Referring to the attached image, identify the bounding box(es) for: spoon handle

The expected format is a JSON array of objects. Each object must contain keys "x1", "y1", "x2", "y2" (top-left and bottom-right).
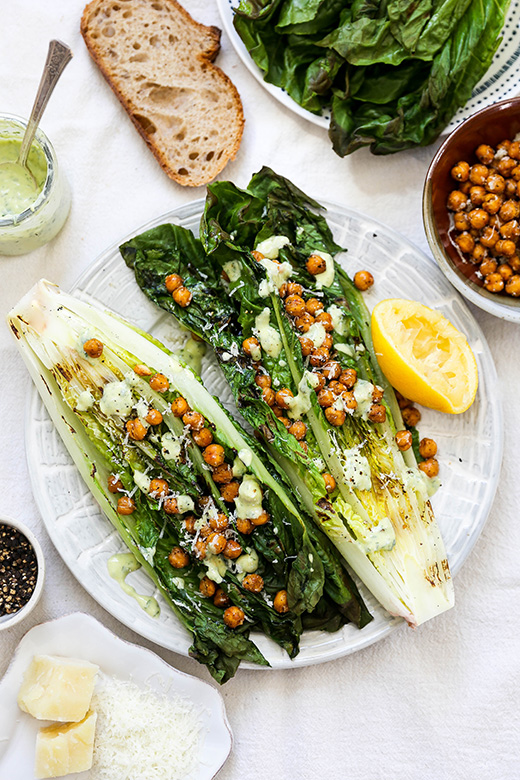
[{"x1": 18, "y1": 40, "x2": 73, "y2": 168}]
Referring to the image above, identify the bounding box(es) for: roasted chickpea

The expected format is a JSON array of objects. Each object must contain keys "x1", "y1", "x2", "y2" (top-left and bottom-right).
[
  {"x1": 368, "y1": 404, "x2": 386, "y2": 423},
  {"x1": 475, "y1": 144, "x2": 495, "y2": 164},
  {"x1": 342, "y1": 391, "x2": 358, "y2": 411},
  {"x1": 498, "y1": 139, "x2": 512, "y2": 153},
  {"x1": 287, "y1": 282, "x2": 303, "y2": 296},
  {"x1": 451, "y1": 161, "x2": 470, "y2": 181},
  {"x1": 235, "y1": 516, "x2": 254, "y2": 535},
  {"x1": 221, "y1": 481, "x2": 240, "y2": 503},
  {"x1": 149, "y1": 373, "x2": 169, "y2": 392},
  {"x1": 126, "y1": 418, "x2": 147, "y2": 441},
  {"x1": 305, "y1": 297, "x2": 324, "y2": 315},
  {"x1": 500, "y1": 221, "x2": 520, "y2": 241},
  {"x1": 328, "y1": 380, "x2": 346, "y2": 396},
  {"x1": 285, "y1": 294, "x2": 306, "y2": 317},
  {"x1": 223, "y1": 539, "x2": 243, "y2": 559},
  {"x1": 484, "y1": 273, "x2": 505, "y2": 293},
  {"x1": 108, "y1": 474, "x2": 124, "y2": 493},
  {"x1": 313, "y1": 373, "x2": 326, "y2": 392},
  {"x1": 207, "y1": 532, "x2": 227, "y2": 555},
  {"x1": 486, "y1": 173, "x2": 505, "y2": 194},
  {"x1": 322, "y1": 361, "x2": 342, "y2": 381},
  {"x1": 459, "y1": 181, "x2": 472, "y2": 194},
  {"x1": 214, "y1": 588, "x2": 230, "y2": 608},
  {"x1": 395, "y1": 430, "x2": 413, "y2": 450},
  {"x1": 418, "y1": 458, "x2": 439, "y2": 478},
  {"x1": 183, "y1": 514, "x2": 196, "y2": 534},
  {"x1": 242, "y1": 574, "x2": 264, "y2": 593},
  {"x1": 278, "y1": 417, "x2": 291, "y2": 429},
  {"x1": 133, "y1": 363, "x2": 152, "y2": 377},
  {"x1": 510, "y1": 141, "x2": 520, "y2": 160},
  {"x1": 168, "y1": 546, "x2": 190, "y2": 568},
  {"x1": 199, "y1": 576, "x2": 217, "y2": 597},
  {"x1": 395, "y1": 390, "x2": 411, "y2": 409},
  {"x1": 495, "y1": 239, "x2": 517, "y2": 257},
  {"x1": 243, "y1": 336, "x2": 261, "y2": 358},
  {"x1": 192, "y1": 427, "x2": 214, "y2": 447},
  {"x1": 402, "y1": 406, "x2": 421, "y2": 427},
  {"x1": 288, "y1": 420, "x2": 307, "y2": 440},
  {"x1": 506, "y1": 179, "x2": 518, "y2": 197},
  {"x1": 149, "y1": 478, "x2": 169, "y2": 498},
  {"x1": 172, "y1": 286, "x2": 192, "y2": 307},
  {"x1": 309, "y1": 347, "x2": 330, "y2": 367},
  {"x1": 163, "y1": 497, "x2": 179, "y2": 515},
  {"x1": 294, "y1": 312, "x2": 315, "y2": 332},
  {"x1": 499, "y1": 200, "x2": 520, "y2": 222},
  {"x1": 183, "y1": 410, "x2": 205, "y2": 430},
  {"x1": 274, "y1": 590, "x2": 289, "y2": 614},
  {"x1": 223, "y1": 606, "x2": 245, "y2": 628},
  {"x1": 262, "y1": 387, "x2": 276, "y2": 406},
  {"x1": 453, "y1": 212, "x2": 470, "y2": 232},
  {"x1": 117, "y1": 496, "x2": 135, "y2": 515},
  {"x1": 510, "y1": 255, "x2": 520, "y2": 272},
  {"x1": 467, "y1": 209, "x2": 489, "y2": 230},
  {"x1": 496, "y1": 156, "x2": 517, "y2": 177},
  {"x1": 512, "y1": 165, "x2": 520, "y2": 181},
  {"x1": 469, "y1": 164, "x2": 489, "y2": 185},
  {"x1": 212, "y1": 463, "x2": 233, "y2": 484},
  {"x1": 251, "y1": 250, "x2": 265, "y2": 262},
  {"x1": 306, "y1": 253, "x2": 327, "y2": 275},
  {"x1": 251, "y1": 511, "x2": 270, "y2": 527},
  {"x1": 471, "y1": 243, "x2": 487, "y2": 264},
  {"x1": 278, "y1": 283, "x2": 288, "y2": 298},
  {"x1": 299, "y1": 336, "x2": 313, "y2": 357},
  {"x1": 275, "y1": 388, "x2": 294, "y2": 409},
  {"x1": 372, "y1": 385, "x2": 384, "y2": 403},
  {"x1": 209, "y1": 512, "x2": 230, "y2": 531},
  {"x1": 255, "y1": 373, "x2": 271, "y2": 389},
  {"x1": 479, "y1": 226, "x2": 499, "y2": 248},
  {"x1": 324, "y1": 406, "x2": 346, "y2": 426},
  {"x1": 353, "y1": 270, "x2": 374, "y2": 291},
  {"x1": 455, "y1": 232, "x2": 475, "y2": 254},
  {"x1": 323, "y1": 333, "x2": 334, "y2": 350},
  {"x1": 482, "y1": 192, "x2": 503, "y2": 214},
  {"x1": 419, "y1": 438, "x2": 437, "y2": 459},
  {"x1": 145, "y1": 408, "x2": 163, "y2": 426},
  {"x1": 479, "y1": 258, "x2": 498, "y2": 276},
  {"x1": 469, "y1": 185, "x2": 486, "y2": 206},
  {"x1": 171, "y1": 396, "x2": 189, "y2": 417},
  {"x1": 165, "y1": 273, "x2": 183, "y2": 292},
  {"x1": 193, "y1": 538, "x2": 207, "y2": 560},
  {"x1": 497, "y1": 263, "x2": 514, "y2": 281},
  {"x1": 83, "y1": 338, "x2": 103, "y2": 358},
  {"x1": 506, "y1": 275, "x2": 520, "y2": 296},
  {"x1": 315, "y1": 311, "x2": 334, "y2": 331},
  {"x1": 317, "y1": 388, "x2": 335, "y2": 408},
  {"x1": 323, "y1": 473, "x2": 336, "y2": 493},
  {"x1": 339, "y1": 368, "x2": 357, "y2": 389},
  {"x1": 203, "y1": 444, "x2": 225, "y2": 468}
]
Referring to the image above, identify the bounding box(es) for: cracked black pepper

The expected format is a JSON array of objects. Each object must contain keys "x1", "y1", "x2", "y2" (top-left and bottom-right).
[{"x1": 0, "y1": 523, "x2": 38, "y2": 616}]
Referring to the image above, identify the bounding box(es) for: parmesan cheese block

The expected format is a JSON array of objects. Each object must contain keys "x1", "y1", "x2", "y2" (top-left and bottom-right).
[
  {"x1": 35, "y1": 710, "x2": 97, "y2": 779},
  {"x1": 17, "y1": 655, "x2": 99, "y2": 722}
]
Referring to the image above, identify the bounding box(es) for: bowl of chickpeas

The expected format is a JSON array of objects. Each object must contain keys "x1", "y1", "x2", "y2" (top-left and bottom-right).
[{"x1": 423, "y1": 97, "x2": 520, "y2": 322}]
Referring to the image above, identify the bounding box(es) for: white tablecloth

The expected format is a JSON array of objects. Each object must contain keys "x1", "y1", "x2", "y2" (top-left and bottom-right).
[{"x1": 1, "y1": 3, "x2": 519, "y2": 779}]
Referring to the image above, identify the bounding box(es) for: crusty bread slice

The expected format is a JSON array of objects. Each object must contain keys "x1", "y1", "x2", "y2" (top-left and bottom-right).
[{"x1": 81, "y1": 0, "x2": 244, "y2": 186}]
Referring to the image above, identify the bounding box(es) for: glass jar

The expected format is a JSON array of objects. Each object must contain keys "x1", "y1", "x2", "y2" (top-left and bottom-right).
[{"x1": 0, "y1": 114, "x2": 71, "y2": 256}]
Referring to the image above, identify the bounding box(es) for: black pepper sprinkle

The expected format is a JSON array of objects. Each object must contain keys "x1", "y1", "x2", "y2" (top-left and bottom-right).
[{"x1": 0, "y1": 524, "x2": 38, "y2": 616}]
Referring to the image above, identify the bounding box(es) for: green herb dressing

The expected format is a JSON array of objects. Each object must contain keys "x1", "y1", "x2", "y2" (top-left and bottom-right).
[
  {"x1": 179, "y1": 337, "x2": 206, "y2": 375},
  {"x1": 107, "y1": 552, "x2": 160, "y2": 617},
  {"x1": 0, "y1": 138, "x2": 47, "y2": 217}
]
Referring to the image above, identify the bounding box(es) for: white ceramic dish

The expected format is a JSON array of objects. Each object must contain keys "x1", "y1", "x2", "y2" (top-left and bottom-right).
[
  {"x1": 216, "y1": 0, "x2": 520, "y2": 134},
  {"x1": 25, "y1": 199, "x2": 502, "y2": 670},
  {"x1": 0, "y1": 514, "x2": 45, "y2": 632},
  {"x1": 0, "y1": 613, "x2": 232, "y2": 780}
]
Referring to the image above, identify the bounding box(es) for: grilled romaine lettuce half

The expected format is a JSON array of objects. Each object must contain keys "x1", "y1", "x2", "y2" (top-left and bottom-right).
[
  {"x1": 121, "y1": 167, "x2": 454, "y2": 626},
  {"x1": 9, "y1": 280, "x2": 369, "y2": 684}
]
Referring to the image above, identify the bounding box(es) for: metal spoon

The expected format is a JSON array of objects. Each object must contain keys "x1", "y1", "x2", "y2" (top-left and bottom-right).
[{"x1": 0, "y1": 40, "x2": 72, "y2": 196}]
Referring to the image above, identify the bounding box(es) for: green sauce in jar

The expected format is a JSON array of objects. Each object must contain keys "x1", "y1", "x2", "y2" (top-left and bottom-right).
[{"x1": 0, "y1": 138, "x2": 47, "y2": 217}]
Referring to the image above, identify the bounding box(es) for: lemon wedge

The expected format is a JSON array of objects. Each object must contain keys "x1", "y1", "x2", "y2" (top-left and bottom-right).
[{"x1": 371, "y1": 298, "x2": 478, "y2": 414}]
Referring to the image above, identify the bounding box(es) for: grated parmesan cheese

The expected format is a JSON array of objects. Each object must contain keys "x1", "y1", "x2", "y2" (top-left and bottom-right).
[{"x1": 90, "y1": 675, "x2": 201, "y2": 780}]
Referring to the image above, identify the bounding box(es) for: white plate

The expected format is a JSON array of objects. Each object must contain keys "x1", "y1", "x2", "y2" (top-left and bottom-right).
[
  {"x1": 216, "y1": 0, "x2": 520, "y2": 133},
  {"x1": 0, "y1": 613, "x2": 232, "y2": 780},
  {"x1": 25, "y1": 200, "x2": 502, "y2": 670}
]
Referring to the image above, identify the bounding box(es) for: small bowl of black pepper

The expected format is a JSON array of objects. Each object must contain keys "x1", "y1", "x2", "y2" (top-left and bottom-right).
[{"x1": 0, "y1": 515, "x2": 45, "y2": 630}]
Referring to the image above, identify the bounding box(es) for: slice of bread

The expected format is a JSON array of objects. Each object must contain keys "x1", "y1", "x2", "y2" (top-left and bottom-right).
[{"x1": 81, "y1": 0, "x2": 244, "y2": 186}]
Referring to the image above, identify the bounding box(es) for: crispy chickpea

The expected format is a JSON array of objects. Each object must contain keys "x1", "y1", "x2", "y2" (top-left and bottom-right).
[
  {"x1": 479, "y1": 258, "x2": 498, "y2": 276},
  {"x1": 510, "y1": 255, "x2": 520, "y2": 272},
  {"x1": 271, "y1": 406, "x2": 284, "y2": 418},
  {"x1": 484, "y1": 273, "x2": 505, "y2": 293},
  {"x1": 486, "y1": 173, "x2": 505, "y2": 194},
  {"x1": 133, "y1": 363, "x2": 152, "y2": 377},
  {"x1": 395, "y1": 390, "x2": 411, "y2": 409},
  {"x1": 328, "y1": 380, "x2": 347, "y2": 396},
  {"x1": 223, "y1": 606, "x2": 245, "y2": 629},
  {"x1": 278, "y1": 283, "x2": 288, "y2": 298},
  {"x1": 368, "y1": 404, "x2": 386, "y2": 423},
  {"x1": 500, "y1": 221, "x2": 520, "y2": 241},
  {"x1": 479, "y1": 226, "x2": 499, "y2": 248},
  {"x1": 182, "y1": 410, "x2": 205, "y2": 430},
  {"x1": 506, "y1": 275, "x2": 520, "y2": 295},
  {"x1": 459, "y1": 180, "x2": 472, "y2": 194},
  {"x1": 163, "y1": 497, "x2": 179, "y2": 515},
  {"x1": 453, "y1": 212, "x2": 469, "y2": 232},
  {"x1": 172, "y1": 286, "x2": 192, "y2": 307},
  {"x1": 322, "y1": 361, "x2": 342, "y2": 381},
  {"x1": 419, "y1": 438, "x2": 437, "y2": 459},
  {"x1": 236, "y1": 516, "x2": 254, "y2": 535},
  {"x1": 108, "y1": 474, "x2": 124, "y2": 493},
  {"x1": 471, "y1": 243, "x2": 487, "y2": 264},
  {"x1": 288, "y1": 420, "x2": 307, "y2": 440},
  {"x1": 512, "y1": 165, "x2": 520, "y2": 181},
  {"x1": 342, "y1": 391, "x2": 358, "y2": 411},
  {"x1": 418, "y1": 458, "x2": 440, "y2": 478},
  {"x1": 193, "y1": 538, "x2": 207, "y2": 560},
  {"x1": 498, "y1": 263, "x2": 514, "y2": 281},
  {"x1": 469, "y1": 164, "x2": 489, "y2": 185},
  {"x1": 482, "y1": 192, "x2": 503, "y2": 214},
  {"x1": 467, "y1": 209, "x2": 489, "y2": 229},
  {"x1": 338, "y1": 368, "x2": 356, "y2": 389},
  {"x1": 251, "y1": 250, "x2": 264, "y2": 262},
  {"x1": 83, "y1": 338, "x2": 103, "y2": 358},
  {"x1": 242, "y1": 574, "x2": 264, "y2": 593},
  {"x1": 199, "y1": 576, "x2": 217, "y2": 597},
  {"x1": 402, "y1": 406, "x2": 421, "y2": 427},
  {"x1": 323, "y1": 473, "x2": 336, "y2": 493},
  {"x1": 183, "y1": 514, "x2": 196, "y2": 534},
  {"x1": 323, "y1": 333, "x2": 334, "y2": 350},
  {"x1": 306, "y1": 253, "x2": 327, "y2": 275},
  {"x1": 165, "y1": 273, "x2": 182, "y2": 292},
  {"x1": 313, "y1": 373, "x2": 326, "y2": 392},
  {"x1": 510, "y1": 141, "x2": 520, "y2": 160},
  {"x1": 255, "y1": 373, "x2": 271, "y2": 389},
  {"x1": 207, "y1": 532, "x2": 227, "y2": 555},
  {"x1": 221, "y1": 481, "x2": 240, "y2": 502},
  {"x1": 498, "y1": 139, "x2": 512, "y2": 153},
  {"x1": 294, "y1": 312, "x2": 315, "y2": 332},
  {"x1": 455, "y1": 232, "x2": 475, "y2": 254},
  {"x1": 395, "y1": 430, "x2": 413, "y2": 450},
  {"x1": 299, "y1": 441, "x2": 308, "y2": 453},
  {"x1": 262, "y1": 387, "x2": 276, "y2": 406},
  {"x1": 145, "y1": 408, "x2": 163, "y2": 426},
  {"x1": 324, "y1": 406, "x2": 346, "y2": 426},
  {"x1": 353, "y1": 270, "x2": 374, "y2": 291},
  {"x1": 496, "y1": 156, "x2": 517, "y2": 177},
  {"x1": 126, "y1": 418, "x2": 147, "y2": 441},
  {"x1": 447, "y1": 192, "x2": 466, "y2": 212},
  {"x1": 451, "y1": 161, "x2": 470, "y2": 181},
  {"x1": 150, "y1": 373, "x2": 169, "y2": 392},
  {"x1": 223, "y1": 539, "x2": 243, "y2": 559},
  {"x1": 251, "y1": 511, "x2": 270, "y2": 527},
  {"x1": 309, "y1": 347, "x2": 330, "y2": 367},
  {"x1": 285, "y1": 294, "x2": 306, "y2": 317},
  {"x1": 203, "y1": 444, "x2": 225, "y2": 468},
  {"x1": 275, "y1": 388, "x2": 294, "y2": 409},
  {"x1": 243, "y1": 336, "x2": 261, "y2": 358},
  {"x1": 214, "y1": 588, "x2": 230, "y2": 608},
  {"x1": 149, "y1": 478, "x2": 169, "y2": 499},
  {"x1": 192, "y1": 427, "x2": 214, "y2": 447},
  {"x1": 506, "y1": 179, "x2": 518, "y2": 197},
  {"x1": 317, "y1": 388, "x2": 335, "y2": 408},
  {"x1": 315, "y1": 312, "x2": 334, "y2": 332},
  {"x1": 499, "y1": 200, "x2": 520, "y2": 221},
  {"x1": 278, "y1": 416, "x2": 291, "y2": 430},
  {"x1": 495, "y1": 239, "x2": 517, "y2": 257},
  {"x1": 168, "y1": 546, "x2": 190, "y2": 568},
  {"x1": 469, "y1": 185, "x2": 486, "y2": 206},
  {"x1": 212, "y1": 463, "x2": 233, "y2": 484},
  {"x1": 476, "y1": 144, "x2": 495, "y2": 164},
  {"x1": 299, "y1": 336, "x2": 314, "y2": 357},
  {"x1": 171, "y1": 396, "x2": 189, "y2": 417},
  {"x1": 305, "y1": 297, "x2": 324, "y2": 315},
  {"x1": 372, "y1": 385, "x2": 384, "y2": 403},
  {"x1": 209, "y1": 512, "x2": 230, "y2": 531},
  {"x1": 274, "y1": 590, "x2": 289, "y2": 614},
  {"x1": 117, "y1": 496, "x2": 135, "y2": 515},
  {"x1": 287, "y1": 282, "x2": 303, "y2": 296}
]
